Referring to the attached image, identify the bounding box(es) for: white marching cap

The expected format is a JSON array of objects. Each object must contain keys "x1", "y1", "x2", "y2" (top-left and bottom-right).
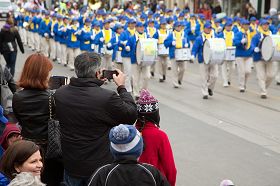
[{"x1": 220, "y1": 180, "x2": 234, "y2": 186}]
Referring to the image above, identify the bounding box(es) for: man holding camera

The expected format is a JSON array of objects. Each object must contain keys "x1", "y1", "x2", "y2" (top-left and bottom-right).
[{"x1": 54, "y1": 52, "x2": 138, "y2": 186}]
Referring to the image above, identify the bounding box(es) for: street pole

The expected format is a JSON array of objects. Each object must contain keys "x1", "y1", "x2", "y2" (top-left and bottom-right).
[{"x1": 257, "y1": 0, "x2": 262, "y2": 18}]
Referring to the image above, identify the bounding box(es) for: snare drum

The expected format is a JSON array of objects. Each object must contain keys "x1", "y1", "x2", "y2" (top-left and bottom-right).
[
  {"x1": 225, "y1": 47, "x2": 236, "y2": 61},
  {"x1": 175, "y1": 48, "x2": 191, "y2": 61},
  {"x1": 136, "y1": 38, "x2": 157, "y2": 66},
  {"x1": 261, "y1": 35, "x2": 280, "y2": 62},
  {"x1": 115, "y1": 51, "x2": 122, "y2": 63},
  {"x1": 203, "y1": 38, "x2": 226, "y2": 65},
  {"x1": 158, "y1": 44, "x2": 169, "y2": 56}
]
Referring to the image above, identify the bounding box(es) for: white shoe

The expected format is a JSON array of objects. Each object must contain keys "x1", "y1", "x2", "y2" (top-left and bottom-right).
[
  {"x1": 223, "y1": 82, "x2": 229, "y2": 87},
  {"x1": 173, "y1": 81, "x2": 179, "y2": 88}
]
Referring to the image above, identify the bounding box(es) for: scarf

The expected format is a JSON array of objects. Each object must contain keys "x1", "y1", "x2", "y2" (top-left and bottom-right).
[
  {"x1": 174, "y1": 30, "x2": 183, "y2": 49},
  {"x1": 136, "y1": 31, "x2": 145, "y2": 40},
  {"x1": 148, "y1": 27, "x2": 156, "y2": 37},
  {"x1": 127, "y1": 28, "x2": 135, "y2": 36},
  {"x1": 43, "y1": 18, "x2": 50, "y2": 26},
  {"x1": 223, "y1": 30, "x2": 234, "y2": 47},
  {"x1": 259, "y1": 27, "x2": 271, "y2": 36},
  {"x1": 203, "y1": 32, "x2": 212, "y2": 40},
  {"x1": 241, "y1": 28, "x2": 251, "y2": 50},
  {"x1": 198, "y1": 19, "x2": 204, "y2": 31},
  {"x1": 158, "y1": 29, "x2": 167, "y2": 44}
]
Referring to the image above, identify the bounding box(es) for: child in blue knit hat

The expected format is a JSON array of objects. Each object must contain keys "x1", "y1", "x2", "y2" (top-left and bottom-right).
[{"x1": 88, "y1": 124, "x2": 170, "y2": 186}]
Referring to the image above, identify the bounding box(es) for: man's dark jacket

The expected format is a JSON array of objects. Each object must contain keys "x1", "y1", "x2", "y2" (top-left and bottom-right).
[{"x1": 54, "y1": 78, "x2": 138, "y2": 178}]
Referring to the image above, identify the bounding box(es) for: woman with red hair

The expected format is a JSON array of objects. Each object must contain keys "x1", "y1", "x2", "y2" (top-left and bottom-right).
[{"x1": 12, "y1": 53, "x2": 63, "y2": 186}]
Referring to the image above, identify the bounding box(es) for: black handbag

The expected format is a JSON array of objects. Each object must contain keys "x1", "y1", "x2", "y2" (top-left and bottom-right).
[
  {"x1": 0, "y1": 65, "x2": 13, "y2": 115},
  {"x1": 45, "y1": 92, "x2": 62, "y2": 159}
]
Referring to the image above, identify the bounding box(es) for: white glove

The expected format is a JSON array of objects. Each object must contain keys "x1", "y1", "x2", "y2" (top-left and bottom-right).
[
  {"x1": 67, "y1": 25, "x2": 72, "y2": 30},
  {"x1": 100, "y1": 37, "x2": 104, "y2": 42},
  {"x1": 184, "y1": 43, "x2": 189, "y2": 48},
  {"x1": 254, "y1": 47, "x2": 260, "y2": 53},
  {"x1": 218, "y1": 26, "x2": 223, "y2": 32},
  {"x1": 190, "y1": 55, "x2": 195, "y2": 61},
  {"x1": 91, "y1": 35, "x2": 95, "y2": 40},
  {"x1": 191, "y1": 27, "x2": 195, "y2": 32},
  {"x1": 121, "y1": 40, "x2": 128, "y2": 45},
  {"x1": 241, "y1": 38, "x2": 247, "y2": 44},
  {"x1": 74, "y1": 30, "x2": 82, "y2": 35},
  {"x1": 125, "y1": 46, "x2": 130, "y2": 51},
  {"x1": 107, "y1": 43, "x2": 112, "y2": 48},
  {"x1": 172, "y1": 41, "x2": 176, "y2": 46},
  {"x1": 51, "y1": 32, "x2": 54, "y2": 37},
  {"x1": 44, "y1": 33, "x2": 49, "y2": 38}
]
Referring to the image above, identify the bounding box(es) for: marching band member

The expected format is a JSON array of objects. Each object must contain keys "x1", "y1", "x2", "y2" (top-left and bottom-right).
[
  {"x1": 79, "y1": 18, "x2": 92, "y2": 52},
  {"x1": 107, "y1": 24, "x2": 124, "y2": 71},
  {"x1": 66, "y1": 18, "x2": 81, "y2": 71},
  {"x1": 34, "y1": 10, "x2": 42, "y2": 52},
  {"x1": 164, "y1": 21, "x2": 190, "y2": 88},
  {"x1": 233, "y1": 19, "x2": 253, "y2": 93},
  {"x1": 232, "y1": 16, "x2": 241, "y2": 33},
  {"x1": 49, "y1": 13, "x2": 57, "y2": 61},
  {"x1": 53, "y1": 14, "x2": 64, "y2": 64},
  {"x1": 95, "y1": 19, "x2": 115, "y2": 70},
  {"x1": 127, "y1": 22, "x2": 150, "y2": 98},
  {"x1": 146, "y1": 20, "x2": 157, "y2": 77},
  {"x1": 213, "y1": 19, "x2": 223, "y2": 35},
  {"x1": 251, "y1": 20, "x2": 276, "y2": 98},
  {"x1": 57, "y1": 16, "x2": 69, "y2": 67},
  {"x1": 153, "y1": 19, "x2": 169, "y2": 82},
  {"x1": 218, "y1": 20, "x2": 235, "y2": 87},
  {"x1": 119, "y1": 19, "x2": 136, "y2": 93},
  {"x1": 249, "y1": 17, "x2": 258, "y2": 37},
  {"x1": 265, "y1": 16, "x2": 277, "y2": 34},
  {"x1": 185, "y1": 14, "x2": 200, "y2": 43},
  {"x1": 191, "y1": 21, "x2": 218, "y2": 99},
  {"x1": 90, "y1": 21, "x2": 102, "y2": 52},
  {"x1": 28, "y1": 10, "x2": 36, "y2": 51},
  {"x1": 40, "y1": 11, "x2": 51, "y2": 58},
  {"x1": 22, "y1": 9, "x2": 30, "y2": 46}
]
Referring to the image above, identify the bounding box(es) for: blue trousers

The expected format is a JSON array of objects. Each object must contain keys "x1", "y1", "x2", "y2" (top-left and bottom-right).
[{"x1": 3, "y1": 52, "x2": 17, "y2": 77}]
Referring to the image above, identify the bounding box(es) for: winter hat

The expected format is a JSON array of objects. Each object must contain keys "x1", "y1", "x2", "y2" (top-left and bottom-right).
[
  {"x1": 220, "y1": 180, "x2": 234, "y2": 186},
  {"x1": 136, "y1": 89, "x2": 159, "y2": 114},
  {"x1": 0, "y1": 123, "x2": 21, "y2": 150},
  {"x1": 109, "y1": 124, "x2": 143, "y2": 158}
]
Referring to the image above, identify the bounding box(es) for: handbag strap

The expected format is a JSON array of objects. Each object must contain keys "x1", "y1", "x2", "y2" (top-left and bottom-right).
[{"x1": 48, "y1": 93, "x2": 53, "y2": 120}]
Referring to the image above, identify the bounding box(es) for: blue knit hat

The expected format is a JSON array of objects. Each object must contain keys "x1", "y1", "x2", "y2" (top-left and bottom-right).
[{"x1": 109, "y1": 124, "x2": 143, "y2": 158}]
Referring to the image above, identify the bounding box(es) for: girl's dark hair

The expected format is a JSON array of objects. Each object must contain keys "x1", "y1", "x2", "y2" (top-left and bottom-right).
[{"x1": 0, "y1": 140, "x2": 40, "y2": 179}]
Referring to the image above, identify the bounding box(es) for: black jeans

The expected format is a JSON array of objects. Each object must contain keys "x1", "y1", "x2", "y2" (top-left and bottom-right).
[{"x1": 3, "y1": 52, "x2": 17, "y2": 77}]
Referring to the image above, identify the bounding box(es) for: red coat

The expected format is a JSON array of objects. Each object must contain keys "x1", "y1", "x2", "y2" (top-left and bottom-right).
[{"x1": 137, "y1": 122, "x2": 177, "y2": 186}]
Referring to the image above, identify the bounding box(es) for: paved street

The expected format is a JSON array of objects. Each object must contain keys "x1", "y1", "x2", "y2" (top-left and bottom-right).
[{"x1": 2, "y1": 44, "x2": 280, "y2": 186}]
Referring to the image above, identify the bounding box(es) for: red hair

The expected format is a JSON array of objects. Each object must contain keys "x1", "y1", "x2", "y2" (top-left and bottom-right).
[{"x1": 18, "y1": 53, "x2": 53, "y2": 90}]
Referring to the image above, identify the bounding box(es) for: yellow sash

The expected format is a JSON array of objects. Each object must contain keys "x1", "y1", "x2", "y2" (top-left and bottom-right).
[
  {"x1": 103, "y1": 29, "x2": 111, "y2": 43},
  {"x1": 30, "y1": 23, "x2": 34, "y2": 29},
  {"x1": 198, "y1": 19, "x2": 204, "y2": 31},
  {"x1": 158, "y1": 29, "x2": 167, "y2": 44},
  {"x1": 203, "y1": 32, "x2": 212, "y2": 40},
  {"x1": 190, "y1": 20, "x2": 196, "y2": 34},
  {"x1": 71, "y1": 25, "x2": 77, "y2": 42},
  {"x1": 224, "y1": 30, "x2": 233, "y2": 47},
  {"x1": 259, "y1": 27, "x2": 271, "y2": 36},
  {"x1": 174, "y1": 30, "x2": 183, "y2": 49},
  {"x1": 241, "y1": 28, "x2": 251, "y2": 50},
  {"x1": 43, "y1": 18, "x2": 50, "y2": 26},
  {"x1": 136, "y1": 32, "x2": 145, "y2": 39}
]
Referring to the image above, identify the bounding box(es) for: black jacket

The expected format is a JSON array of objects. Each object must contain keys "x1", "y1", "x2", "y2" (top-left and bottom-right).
[
  {"x1": 0, "y1": 27, "x2": 24, "y2": 54},
  {"x1": 54, "y1": 78, "x2": 137, "y2": 178},
  {"x1": 88, "y1": 157, "x2": 170, "y2": 186},
  {"x1": 12, "y1": 89, "x2": 50, "y2": 140}
]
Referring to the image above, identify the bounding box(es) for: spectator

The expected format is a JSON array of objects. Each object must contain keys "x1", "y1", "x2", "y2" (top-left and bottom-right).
[
  {"x1": 0, "y1": 140, "x2": 43, "y2": 185},
  {"x1": 0, "y1": 123, "x2": 21, "y2": 153},
  {"x1": 245, "y1": 2, "x2": 256, "y2": 20},
  {"x1": 54, "y1": 52, "x2": 137, "y2": 186},
  {"x1": 184, "y1": 3, "x2": 190, "y2": 13},
  {"x1": 0, "y1": 18, "x2": 24, "y2": 77},
  {"x1": 200, "y1": 2, "x2": 212, "y2": 20},
  {"x1": 12, "y1": 53, "x2": 64, "y2": 186},
  {"x1": 136, "y1": 89, "x2": 177, "y2": 186},
  {"x1": 88, "y1": 124, "x2": 170, "y2": 186},
  {"x1": 8, "y1": 172, "x2": 45, "y2": 186},
  {"x1": 0, "y1": 105, "x2": 8, "y2": 136}
]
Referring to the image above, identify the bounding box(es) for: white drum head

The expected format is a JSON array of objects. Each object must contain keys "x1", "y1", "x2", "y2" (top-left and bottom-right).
[
  {"x1": 261, "y1": 36, "x2": 274, "y2": 61},
  {"x1": 136, "y1": 41, "x2": 142, "y2": 65},
  {"x1": 203, "y1": 40, "x2": 211, "y2": 64}
]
